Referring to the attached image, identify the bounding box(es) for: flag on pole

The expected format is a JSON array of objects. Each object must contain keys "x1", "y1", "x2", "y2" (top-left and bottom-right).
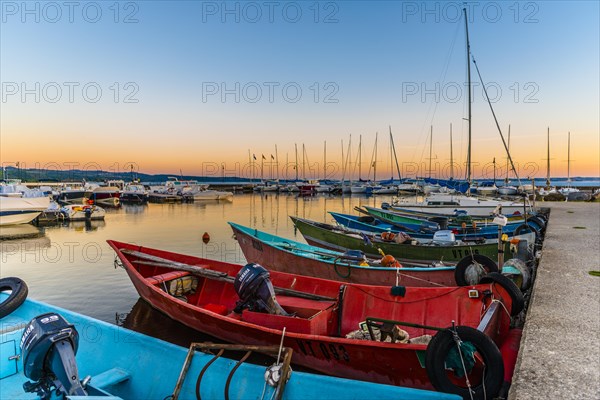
[
  {"x1": 262, "y1": 154, "x2": 266, "y2": 160},
  {"x1": 253, "y1": 154, "x2": 256, "y2": 160},
  {"x1": 271, "y1": 154, "x2": 275, "y2": 160}
]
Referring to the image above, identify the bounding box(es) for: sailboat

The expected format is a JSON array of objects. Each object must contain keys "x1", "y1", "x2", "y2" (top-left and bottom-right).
[
  {"x1": 350, "y1": 135, "x2": 368, "y2": 193},
  {"x1": 392, "y1": 8, "x2": 533, "y2": 215},
  {"x1": 537, "y1": 128, "x2": 558, "y2": 196},
  {"x1": 421, "y1": 126, "x2": 441, "y2": 194},
  {"x1": 373, "y1": 128, "x2": 401, "y2": 194},
  {"x1": 558, "y1": 132, "x2": 580, "y2": 196},
  {"x1": 315, "y1": 141, "x2": 334, "y2": 193}
]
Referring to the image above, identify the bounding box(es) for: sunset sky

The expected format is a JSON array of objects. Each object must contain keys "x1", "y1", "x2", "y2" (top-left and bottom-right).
[{"x1": 1, "y1": 1, "x2": 598, "y2": 180}]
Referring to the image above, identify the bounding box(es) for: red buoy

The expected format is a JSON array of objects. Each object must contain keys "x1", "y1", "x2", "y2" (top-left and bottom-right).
[{"x1": 202, "y1": 232, "x2": 210, "y2": 244}]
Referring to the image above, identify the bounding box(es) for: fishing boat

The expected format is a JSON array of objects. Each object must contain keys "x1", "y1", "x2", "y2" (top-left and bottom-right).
[
  {"x1": 363, "y1": 206, "x2": 544, "y2": 235},
  {"x1": 229, "y1": 222, "x2": 472, "y2": 287},
  {"x1": 0, "y1": 196, "x2": 50, "y2": 226},
  {"x1": 0, "y1": 280, "x2": 455, "y2": 400},
  {"x1": 108, "y1": 240, "x2": 524, "y2": 399},
  {"x1": 291, "y1": 216, "x2": 534, "y2": 264},
  {"x1": 331, "y1": 211, "x2": 540, "y2": 241}
]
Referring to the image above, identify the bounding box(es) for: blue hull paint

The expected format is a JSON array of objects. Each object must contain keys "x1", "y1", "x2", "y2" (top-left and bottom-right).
[
  {"x1": 0, "y1": 294, "x2": 459, "y2": 400},
  {"x1": 330, "y1": 211, "x2": 528, "y2": 239}
]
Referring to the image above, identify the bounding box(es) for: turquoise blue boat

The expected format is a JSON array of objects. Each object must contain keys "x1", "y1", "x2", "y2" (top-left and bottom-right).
[{"x1": 0, "y1": 285, "x2": 460, "y2": 400}]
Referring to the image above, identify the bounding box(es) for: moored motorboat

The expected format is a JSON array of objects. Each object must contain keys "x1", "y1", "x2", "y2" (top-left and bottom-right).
[
  {"x1": 60, "y1": 204, "x2": 106, "y2": 220},
  {"x1": 109, "y1": 240, "x2": 523, "y2": 399},
  {"x1": 0, "y1": 196, "x2": 50, "y2": 226},
  {"x1": 120, "y1": 182, "x2": 149, "y2": 203},
  {"x1": 0, "y1": 279, "x2": 452, "y2": 400}
]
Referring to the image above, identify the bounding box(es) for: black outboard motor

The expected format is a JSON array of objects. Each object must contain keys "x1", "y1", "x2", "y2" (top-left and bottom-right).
[
  {"x1": 21, "y1": 313, "x2": 87, "y2": 399},
  {"x1": 233, "y1": 263, "x2": 289, "y2": 316}
]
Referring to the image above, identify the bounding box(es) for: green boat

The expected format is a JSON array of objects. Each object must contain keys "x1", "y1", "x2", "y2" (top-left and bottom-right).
[{"x1": 291, "y1": 216, "x2": 533, "y2": 264}]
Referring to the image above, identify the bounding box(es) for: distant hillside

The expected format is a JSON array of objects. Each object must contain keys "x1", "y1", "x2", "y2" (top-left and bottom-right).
[{"x1": 0, "y1": 167, "x2": 259, "y2": 184}]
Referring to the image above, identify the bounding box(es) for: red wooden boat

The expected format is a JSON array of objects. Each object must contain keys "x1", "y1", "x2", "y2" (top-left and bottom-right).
[
  {"x1": 108, "y1": 240, "x2": 523, "y2": 399},
  {"x1": 230, "y1": 222, "x2": 464, "y2": 287}
]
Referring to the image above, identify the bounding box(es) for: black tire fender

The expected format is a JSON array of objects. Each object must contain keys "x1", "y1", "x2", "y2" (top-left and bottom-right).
[
  {"x1": 527, "y1": 216, "x2": 546, "y2": 232},
  {"x1": 514, "y1": 223, "x2": 540, "y2": 242},
  {"x1": 454, "y1": 254, "x2": 498, "y2": 286},
  {"x1": 0, "y1": 277, "x2": 28, "y2": 318},
  {"x1": 426, "y1": 325, "x2": 504, "y2": 399},
  {"x1": 480, "y1": 272, "x2": 524, "y2": 316}
]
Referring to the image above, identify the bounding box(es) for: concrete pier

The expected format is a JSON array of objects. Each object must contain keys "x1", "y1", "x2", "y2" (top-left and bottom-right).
[{"x1": 510, "y1": 202, "x2": 600, "y2": 399}]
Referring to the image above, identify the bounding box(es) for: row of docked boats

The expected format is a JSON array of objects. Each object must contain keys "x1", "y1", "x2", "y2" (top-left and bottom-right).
[
  {"x1": 94, "y1": 195, "x2": 545, "y2": 399},
  {"x1": 1, "y1": 279, "x2": 457, "y2": 400},
  {"x1": 0, "y1": 177, "x2": 236, "y2": 226}
]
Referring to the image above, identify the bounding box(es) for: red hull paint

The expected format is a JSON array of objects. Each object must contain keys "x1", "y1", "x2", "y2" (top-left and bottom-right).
[
  {"x1": 232, "y1": 225, "x2": 456, "y2": 287},
  {"x1": 108, "y1": 240, "x2": 512, "y2": 391}
]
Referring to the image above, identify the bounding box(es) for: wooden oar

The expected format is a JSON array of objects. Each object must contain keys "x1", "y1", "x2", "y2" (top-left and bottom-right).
[{"x1": 121, "y1": 249, "x2": 336, "y2": 302}]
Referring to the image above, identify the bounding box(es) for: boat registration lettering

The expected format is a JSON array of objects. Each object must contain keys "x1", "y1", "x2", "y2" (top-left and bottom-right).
[
  {"x1": 296, "y1": 340, "x2": 350, "y2": 362},
  {"x1": 451, "y1": 249, "x2": 479, "y2": 258}
]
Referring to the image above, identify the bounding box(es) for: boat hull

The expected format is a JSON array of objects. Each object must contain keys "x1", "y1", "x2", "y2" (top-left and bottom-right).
[
  {"x1": 108, "y1": 240, "x2": 511, "y2": 394},
  {"x1": 230, "y1": 223, "x2": 457, "y2": 287},
  {"x1": 2, "y1": 294, "x2": 458, "y2": 400},
  {"x1": 0, "y1": 196, "x2": 49, "y2": 225},
  {"x1": 292, "y1": 217, "x2": 530, "y2": 264}
]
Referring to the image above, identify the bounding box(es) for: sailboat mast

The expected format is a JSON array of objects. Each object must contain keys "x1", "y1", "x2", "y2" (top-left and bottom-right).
[
  {"x1": 567, "y1": 131, "x2": 571, "y2": 182},
  {"x1": 505, "y1": 125, "x2": 511, "y2": 184},
  {"x1": 294, "y1": 143, "x2": 299, "y2": 181},
  {"x1": 389, "y1": 126, "x2": 402, "y2": 180},
  {"x1": 389, "y1": 130, "x2": 393, "y2": 179},
  {"x1": 275, "y1": 145, "x2": 279, "y2": 181},
  {"x1": 464, "y1": 7, "x2": 472, "y2": 185},
  {"x1": 323, "y1": 141, "x2": 327, "y2": 179},
  {"x1": 546, "y1": 127, "x2": 551, "y2": 187},
  {"x1": 302, "y1": 144, "x2": 306, "y2": 180},
  {"x1": 450, "y1": 123, "x2": 454, "y2": 179},
  {"x1": 374, "y1": 132, "x2": 378, "y2": 182},
  {"x1": 358, "y1": 134, "x2": 362, "y2": 181},
  {"x1": 428, "y1": 125, "x2": 433, "y2": 179}
]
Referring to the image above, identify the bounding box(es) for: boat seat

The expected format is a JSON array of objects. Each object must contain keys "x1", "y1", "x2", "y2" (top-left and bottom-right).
[
  {"x1": 91, "y1": 368, "x2": 131, "y2": 389},
  {"x1": 146, "y1": 271, "x2": 190, "y2": 285}
]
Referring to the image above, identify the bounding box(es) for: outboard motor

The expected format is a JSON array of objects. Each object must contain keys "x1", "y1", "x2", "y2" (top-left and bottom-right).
[
  {"x1": 21, "y1": 313, "x2": 87, "y2": 398},
  {"x1": 233, "y1": 264, "x2": 289, "y2": 316}
]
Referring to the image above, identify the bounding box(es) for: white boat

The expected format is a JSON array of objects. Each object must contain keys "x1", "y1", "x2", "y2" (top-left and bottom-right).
[
  {"x1": 422, "y1": 183, "x2": 441, "y2": 194},
  {"x1": 190, "y1": 189, "x2": 233, "y2": 201},
  {"x1": 121, "y1": 183, "x2": 149, "y2": 203},
  {"x1": 0, "y1": 196, "x2": 50, "y2": 225},
  {"x1": 372, "y1": 185, "x2": 398, "y2": 195},
  {"x1": 498, "y1": 185, "x2": 519, "y2": 196},
  {"x1": 559, "y1": 132, "x2": 580, "y2": 197},
  {"x1": 474, "y1": 182, "x2": 498, "y2": 196},
  {"x1": 350, "y1": 184, "x2": 368, "y2": 194},
  {"x1": 391, "y1": 193, "x2": 530, "y2": 216},
  {"x1": 60, "y1": 204, "x2": 106, "y2": 220}
]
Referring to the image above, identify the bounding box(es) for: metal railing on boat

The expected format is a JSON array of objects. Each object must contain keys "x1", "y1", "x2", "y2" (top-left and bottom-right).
[{"x1": 171, "y1": 343, "x2": 293, "y2": 400}]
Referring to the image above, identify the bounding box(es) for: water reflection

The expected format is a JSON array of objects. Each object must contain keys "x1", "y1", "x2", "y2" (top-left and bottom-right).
[{"x1": 2, "y1": 193, "x2": 397, "y2": 334}]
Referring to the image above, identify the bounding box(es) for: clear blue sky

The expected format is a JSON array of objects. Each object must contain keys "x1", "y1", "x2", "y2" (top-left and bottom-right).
[{"x1": 1, "y1": 1, "x2": 599, "y2": 178}]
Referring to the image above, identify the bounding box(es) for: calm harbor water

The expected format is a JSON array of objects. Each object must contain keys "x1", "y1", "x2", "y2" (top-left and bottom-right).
[{"x1": 1, "y1": 193, "x2": 398, "y2": 346}]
